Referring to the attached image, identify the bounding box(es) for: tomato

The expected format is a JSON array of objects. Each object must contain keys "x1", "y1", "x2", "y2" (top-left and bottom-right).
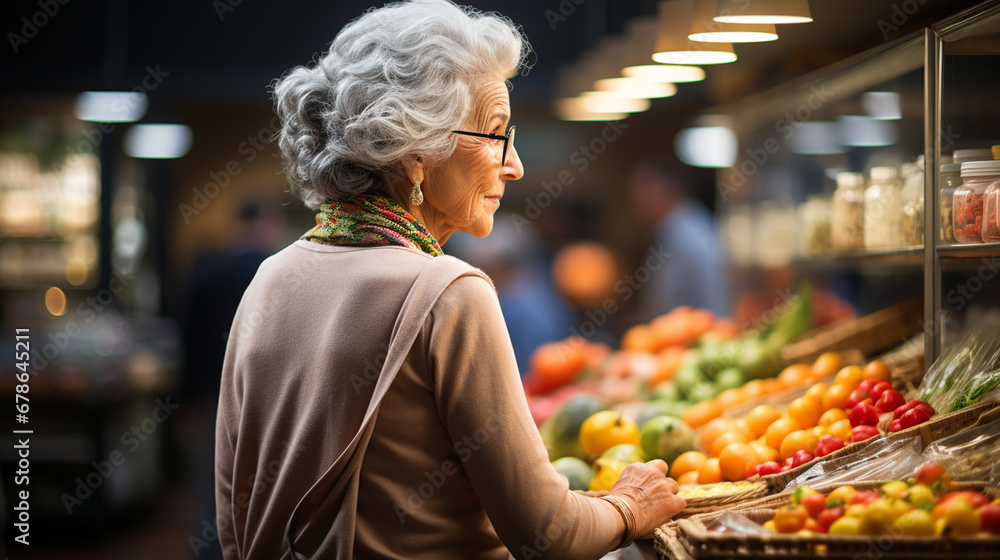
[
  {"x1": 802, "y1": 493, "x2": 827, "y2": 518},
  {"x1": 915, "y1": 462, "x2": 946, "y2": 486},
  {"x1": 773, "y1": 506, "x2": 808, "y2": 533},
  {"x1": 815, "y1": 434, "x2": 845, "y2": 457},
  {"x1": 527, "y1": 340, "x2": 589, "y2": 394},
  {"x1": 979, "y1": 503, "x2": 1000, "y2": 534},
  {"x1": 851, "y1": 490, "x2": 879, "y2": 506},
  {"x1": 817, "y1": 505, "x2": 845, "y2": 532},
  {"x1": 791, "y1": 450, "x2": 814, "y2": 468},
  {"x1": 791, "y1": 485, "x2": 818, "y2": 506},
  {"x1": 757, "y1": 460, "x2": 781, "y2": 476}
]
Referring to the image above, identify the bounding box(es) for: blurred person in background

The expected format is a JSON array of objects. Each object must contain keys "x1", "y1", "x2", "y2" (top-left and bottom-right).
[
  {"x1": 447, "y1": 216, "x2": 572, "y2": 375},
  {"x1": 628, "y1": 162, "x2": 729, "y2": 319},
  {"x1": 215, "y1": 1, "x2": 685, "y2": 558},
  {"x1": 181, "y1": 197, "x2": 286, "y2": 560}
]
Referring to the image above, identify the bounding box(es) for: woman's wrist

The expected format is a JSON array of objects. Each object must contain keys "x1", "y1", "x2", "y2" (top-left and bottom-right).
[{"x1": 600, "y1": 494, "x2": 637, "y2": 549}]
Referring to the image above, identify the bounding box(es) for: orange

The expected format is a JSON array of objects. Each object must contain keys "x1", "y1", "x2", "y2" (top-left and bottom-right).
[
  {"x1": 811, "y1": 425, "x2": 828, "y2": 439},
  {"x1": 671, "y1": 451, "x2": 709, "y2": 478},
  {"x1": 780, "y1": 429, "x2": 820, "y2": 460},
  {"x1": 734, "y1": 419, "x2": 753, "y2": 438},
  {"x1": 834, "y1": 365, "x2": 865, "y2": 390},
  {"x1": 828, "y1": 419, "x2": 852, "y2": 442},
  {"x1": 697, "y1": 457, "x2": 723, "y2": 484},
  {"x1": 788, "y1": 397, "x2": 822, "y2": 429},
  {"x1": 743, "y1": 380, "x2": 767, "y2": 399},
  {"x1": 812, "y1": 352, "x2": 843, "y2": 379},
  {"x1": 676, "y1": 470, "x2": 700, "y2": 485},
  {"x1": 778, "y1": 363, "x2": 811, "y2": 388},
  {"x1": 765, "y1": 417, "x2": 801, "y2": 450},
  {"x1": 749, "y1": 441, "x2": 780, "y2": 463},
  {"x1": 710, "y1": 430, "x2": 751, "y2": 458},
  {"x1": 822, "y1": 384, "x2": 852, "y2": 411},
  {"x1": 621, "y1": 324, "x2": 657, "y2": 353},
  {"x1": 804, "y1": 383, "x2": 827, "y2": 403},
  {"x1": 719, "y1": 442, "x2": 759, "y2": 481},
  {"x1": 715, "y1": 388, "x2": 744, "y2": 409},
  {"x1": 745, "y1": 405, "x2": 782, "y2": 439},
  {"x1": 697, "y1": 417, "x2": 736, "y2": 452},
  {"x1": 864, "y1": 360, "x2": 892, "y2": 384},
  {"x1": 818, "y1": 408, "x2": 848, "y2": 427},
  {"x1": 681, "y1": 400, "x2": 721, "y2": 429}
]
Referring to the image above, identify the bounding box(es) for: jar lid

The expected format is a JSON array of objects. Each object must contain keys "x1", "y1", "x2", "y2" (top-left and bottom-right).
[
  {"x1": 940, "y1": 163, "x2": 962, "y2": 174},
  {"x1": 953, "y1": 148, "x2": 993, "y2": 164},
  {"x1": 960, "y1": 160, "x2": 1000, "y2": 177},
  {"x1": 869, "y1": 166, "x2": 898, "y2": 181},
  {"x1": 836, "y1": 171, "x2": 864, "y2": 188}
]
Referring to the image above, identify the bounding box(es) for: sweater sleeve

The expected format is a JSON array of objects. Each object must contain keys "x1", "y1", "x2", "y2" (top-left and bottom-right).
[{"x1": 428, "y1": 274, "x2": 624, "y2": 559}]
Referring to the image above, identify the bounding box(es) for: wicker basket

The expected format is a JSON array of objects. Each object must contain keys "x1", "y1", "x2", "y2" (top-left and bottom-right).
[
  {"x1": 659, "y1": 482, "x2": 1000, "y2": 560},
  {"x1": 781, "y1": 299, "x2": 924, "y2": 365}
]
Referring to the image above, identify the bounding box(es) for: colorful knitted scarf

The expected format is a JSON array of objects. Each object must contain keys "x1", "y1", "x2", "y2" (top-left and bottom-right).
[{"x1": 301, "y1": 195, "x2": 443, "y2": 257}]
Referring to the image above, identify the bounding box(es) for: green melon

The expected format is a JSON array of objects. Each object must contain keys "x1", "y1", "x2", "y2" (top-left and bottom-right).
[
  {"x1": 640, "y1": 415, "x2": 696, "y2": 465},
  {"x1": 551, "y1": 457, "x2": 593, "y2": 491},
  {"x1": 540, "y1": 394, "x2": 607, "y2": 461}
]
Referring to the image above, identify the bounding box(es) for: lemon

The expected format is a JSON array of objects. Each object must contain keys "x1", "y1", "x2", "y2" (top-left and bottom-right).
[
  {"x1": 892, "y1": 509, "x2": 935, "y2": 536},
  {"x1": 860, "y1": 499, "x2": 894, "y2": 535},
  {"x1": 829, "y1": 516, "x2": 862, "y2": 535},
  {"x1": 580, "y1": 411, "x2": 640, "y2": 457}
]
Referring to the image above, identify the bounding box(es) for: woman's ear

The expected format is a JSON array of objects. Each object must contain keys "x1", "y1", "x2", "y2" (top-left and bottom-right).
[{"x1": 400, "y1": 154, "x2": 426, "y2": 187}]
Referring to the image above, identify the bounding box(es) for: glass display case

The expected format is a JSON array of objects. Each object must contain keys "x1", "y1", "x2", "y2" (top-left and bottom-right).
[{"x1": 709, "y1": 0, "x2": 1000, "y2": 368}]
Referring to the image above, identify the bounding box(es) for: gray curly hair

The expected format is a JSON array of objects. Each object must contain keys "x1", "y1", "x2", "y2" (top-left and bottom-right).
[{"x1": 272, "y1": 0, "x2": 531, "y2": 209}]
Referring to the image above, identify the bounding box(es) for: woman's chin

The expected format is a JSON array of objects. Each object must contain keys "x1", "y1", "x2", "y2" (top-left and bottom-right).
[{"x1": 466, "y1": 215, "x2": 494, "y2": 238}]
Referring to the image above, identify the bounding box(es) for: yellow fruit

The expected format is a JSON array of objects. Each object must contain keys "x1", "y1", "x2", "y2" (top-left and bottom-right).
[
  {"x1": 697, "y1": 457, "x2": 723, "y2": 484},
  {"x1": 589, "y1": 458, "x2": 628, "y2": 492},
  {"x1": 893, "y1": 509, "x2": 935, "y2": 536},
  {"x1": 811, "y1": 425, "x2": 828, "y2": 439},
  {"x1": 829, "y1": 516, "x2": 862, "y2": 535},
  {"x1": 905, "y1": 484, "x2": 935, "y2": 506},
  {"x1": 765, "y1": 417, "x2": 801, "y2": 450},
  {"x1": 762, "y1": 520, "x2": 777, "y2": 533},
  {"x1": 944, "y1": 497, "x2": 981, "y2": 536},
  {"x1": 719, "y1": 442, "x2": 758, "y2": 482},
  {"x1": 860, "y1": 499, "x2": 895, "y2": 535},
  {"x1": 845, "y1": 504, "x2": 867, "y2": 518},
  {"x1": 671, "y1": 451, "x2": 709, "y2": 478},
  {"x1": 780, "y1": 430, "x2": 819, "y2": 461},
  {"x1": 788, "y1": 397, "x2": 822, "y2": 429},
  {"x1": 828, "y1": 485, "x2": 857, "y2": 505},
  {"x1": 579, "y1": 411, "x2": 640, "y2": 457},
  {"x1": 819, "y1": 408, "x2": 848, "y2": 427},
  {"x1": 880, "y1": 481, "x2": 909, "y2": 499},
  {"x1": 828, "y1": 419, "x2": 853, "y2": 442}
]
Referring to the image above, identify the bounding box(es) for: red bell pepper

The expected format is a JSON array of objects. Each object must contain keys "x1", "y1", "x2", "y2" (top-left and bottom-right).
[
  {"x1": 889, "y1": 418, "x2": 902, "y2": 432},
  {"x1": 745, "y1": 463, "x2": 763, "y2": 479},
  {"x1": 893, "y1": 399, "x2": 934, "y2": 420},
  {"x1": 849, "y1": 400, "x2": 879, "y2": 427},
  {"x1": 869, "y1": 381, "x2": 892, "y2": 402},
  {"x1": 851, "y1": 424, "x2": 880, "y2": 443},
  {"x1": 875, "y1": 389, "x2": 906, "y2": 414},
  {"x1": 758, "y1": 461, "x2": 781, "y2": 476},
  {"x1": 791, "y1": 450, "x2": 814, "y2": 468},
  {"x1": 815, "y1": 434, "x2": 845, "y2": 457},
  {"x1": 898, "y1": 405, "x2": 933, "y2": 430}
]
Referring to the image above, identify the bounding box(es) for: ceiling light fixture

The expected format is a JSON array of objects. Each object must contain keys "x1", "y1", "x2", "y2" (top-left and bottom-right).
[
  {"x1": 714, "y1": 0, "x2": 813, "y2": 25},
  {"x1": 621, "y1": 17, "x2": 707, "y2": 83},
  {"x1": 654, "y1": 0, "x2": 737, "y2": 65},
  {"x1": 689, "y1": 0, "x2": 778, "y2": 42}
]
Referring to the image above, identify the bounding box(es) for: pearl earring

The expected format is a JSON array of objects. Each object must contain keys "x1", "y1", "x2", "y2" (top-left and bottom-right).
[{"x1": 410, "y1": 178, "x2": 423, "y2": 206}]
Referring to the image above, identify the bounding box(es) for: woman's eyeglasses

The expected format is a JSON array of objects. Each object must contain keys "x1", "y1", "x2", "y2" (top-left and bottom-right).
[{"x1": 452, "y1": 124, "x2": 516, "y2": 166}]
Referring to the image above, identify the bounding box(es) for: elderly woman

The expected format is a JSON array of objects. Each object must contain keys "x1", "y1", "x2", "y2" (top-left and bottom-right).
[{"x1": 215, "y1": 1, "x2": 685, "y2": 558}]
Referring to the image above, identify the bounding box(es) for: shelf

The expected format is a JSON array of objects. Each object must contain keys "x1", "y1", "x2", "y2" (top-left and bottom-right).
[
  {"x1": 792, "y1": 247, "x2": 924, "y2": 270},
  {"x1": 938, "y1": 243, "x2": 1000, "y2": 258}
]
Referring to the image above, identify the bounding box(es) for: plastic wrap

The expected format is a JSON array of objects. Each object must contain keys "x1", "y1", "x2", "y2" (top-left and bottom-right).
[
  {"x1": 922, "y1": 415, "x2": 1000, "y2": 485},
  {"x1": 783, "y1": 436, "x2": 924, "y2": 492},
  {"x1": 704, "y1": 511, "x2": 768, "y2": 536},
  {"x1": 916, "y1": 327, "x2": 1000, "y2": 414}
]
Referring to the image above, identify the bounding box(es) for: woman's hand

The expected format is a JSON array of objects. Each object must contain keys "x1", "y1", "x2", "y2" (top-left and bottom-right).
[{"x1": 608, "y1": 459, "x2": 686, "y2": 539}]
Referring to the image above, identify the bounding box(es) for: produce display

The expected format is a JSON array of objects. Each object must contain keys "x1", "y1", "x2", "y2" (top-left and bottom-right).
[{"x1": 765, "y1": 464, "x2": 1000, "y2": 537}]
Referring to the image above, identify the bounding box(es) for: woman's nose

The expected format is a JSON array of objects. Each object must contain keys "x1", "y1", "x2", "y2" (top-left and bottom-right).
[{"x1": 502, "y1": 145, "x2": 524, "y2": 181}]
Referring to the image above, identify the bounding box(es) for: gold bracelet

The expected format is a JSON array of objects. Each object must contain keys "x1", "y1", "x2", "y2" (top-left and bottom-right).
[{"x1": 601, "y1": 495, "x2": 637, "y2": 549}]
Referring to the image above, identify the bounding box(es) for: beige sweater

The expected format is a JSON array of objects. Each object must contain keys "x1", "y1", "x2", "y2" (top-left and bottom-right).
[{"x1": 216, "y1": 240, "x2": 622, "y2": 559}]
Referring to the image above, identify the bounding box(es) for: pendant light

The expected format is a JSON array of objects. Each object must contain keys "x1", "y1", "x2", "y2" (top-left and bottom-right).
[
  {"x1": 589, "y1": 35, "x2": 676, "y2": 99},
  {"x1": 714, "y1": 0, "x2": 812, "y2": 24},
  {"x1": 654, "y1": 0, "x2": 737, "y2": 65},
  {"x1": 689, "y1": 0, "x2": 777, "y2": 42},
  {"x1": 621, "y1": 17, "x2": 706, "y2": 83}
]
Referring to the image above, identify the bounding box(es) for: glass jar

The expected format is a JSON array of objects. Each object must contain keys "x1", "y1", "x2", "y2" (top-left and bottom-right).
[
  {"x1": 940, "y1": 163, "x2": 961, "y2": 244},
  {"x1": 955, "y1": 161, "x2": 1000, "y2": 243},
  {"x1": 832, "y1": 172, "x2": 865, "y2": 251},
  {"x1": 864, "y1": 166, "x2": 902, "y2": 250},
  {"x1": 985, "y1": 181, "x2": 1000, "y2": 242},
  {"x1": 800, "y1": 195, "x2": 832, "y2": 256},
  {"x1": 901, "y1": 157, "x2": 924, "y2": 246}
]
